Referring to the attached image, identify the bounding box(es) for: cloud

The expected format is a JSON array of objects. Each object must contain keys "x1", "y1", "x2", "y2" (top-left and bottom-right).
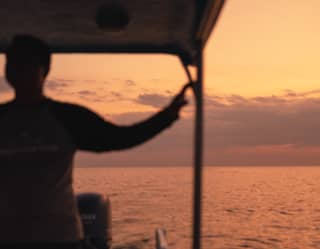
[
  {"x1": 83, "y1": 80, "x2": 96, "y2": 83},
  {"x1": 283, "y1": 89, "x2": 320, "y2": 98},
  {"x1": 108, "y1": 90, "x2": 320, "y2": 150},
  {"x1": 78, "y1": 90, "x2": 320, "y2": 166},
  {"x1": 125, "y1": 80, "x2": 136, "y2": 86},
  {"x1": 45, "y1": 79, "x2": 69, "y2": 92},
  {"x1": 45, "y1": 78, "x2": 135, "y2": 103},
  {"x1": 225, "y1": 94, "x2": 249, "y2": 105},
  {"x1": 110, "y1": 91, "x2": 122, "y2": 98},
  {"x1": 204, "y1": 92, "x2": 320, "y2": 149},
  {"x1": 76, "y1": 89, "x2": 131, "y2": 103},
  {"x1": 76, "y1": 90, "x2": 105, "y2": 103},
  {"x1": 135, "y1": 93, "x2": 171, "y2": 108},
  {"x1": 77, "y1": 90, "x2": 96, "y2": 96}
]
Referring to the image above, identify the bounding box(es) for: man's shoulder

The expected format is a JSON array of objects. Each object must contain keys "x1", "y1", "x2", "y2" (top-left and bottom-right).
[
  {"x1": 45, "y1": 98, "x2": 108, "y2": 136},
  {"x1": 46, "y1": 98, "x2": 90, "y2": 112},
  {"x1": 46, "y1": 97, "x2": 98, "y2": 118}
]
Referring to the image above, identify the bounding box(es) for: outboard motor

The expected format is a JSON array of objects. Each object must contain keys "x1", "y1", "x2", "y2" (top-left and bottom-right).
[{"x1": 77, "y1": 193, "x2": 112, "y2": 249}]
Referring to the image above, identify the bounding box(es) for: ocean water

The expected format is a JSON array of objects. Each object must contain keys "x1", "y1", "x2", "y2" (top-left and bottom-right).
[{"x1": 74, "y1": 166, "x2": 320, "y2": 249}]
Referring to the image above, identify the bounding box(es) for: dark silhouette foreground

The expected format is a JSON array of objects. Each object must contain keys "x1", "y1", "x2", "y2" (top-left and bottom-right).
[{"x1": 0, "y1": 35, "x2": 190, "y2": 249}]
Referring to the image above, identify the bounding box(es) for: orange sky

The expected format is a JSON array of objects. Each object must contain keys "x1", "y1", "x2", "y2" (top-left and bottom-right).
[{"x1": 1, "y1": 1, "x2": 320, "y2": 166}]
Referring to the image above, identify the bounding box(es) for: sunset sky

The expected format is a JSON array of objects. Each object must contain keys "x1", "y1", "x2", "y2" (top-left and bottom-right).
[{"x1": 1, "y1": 0, "x2": 320, "y2": 166}]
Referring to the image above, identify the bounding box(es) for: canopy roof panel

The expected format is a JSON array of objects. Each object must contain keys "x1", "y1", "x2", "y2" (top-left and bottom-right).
[{"x1": 0, "y1": 0, "x2": 225, "y2": 65}]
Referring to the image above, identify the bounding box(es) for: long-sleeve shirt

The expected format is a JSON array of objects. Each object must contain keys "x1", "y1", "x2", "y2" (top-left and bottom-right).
[{"x1": 0, "y1": 97, "x2": 176, "y2": 242}]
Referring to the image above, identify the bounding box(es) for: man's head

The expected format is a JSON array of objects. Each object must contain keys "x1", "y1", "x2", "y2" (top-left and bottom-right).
[{"x1": 5, "y1": 35, "x2": 51, "y2": 94}]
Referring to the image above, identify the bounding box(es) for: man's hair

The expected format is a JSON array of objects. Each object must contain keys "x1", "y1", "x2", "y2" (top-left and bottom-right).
[{"x1": 6, "y1": 34, "x2": 51, "y2": 76}]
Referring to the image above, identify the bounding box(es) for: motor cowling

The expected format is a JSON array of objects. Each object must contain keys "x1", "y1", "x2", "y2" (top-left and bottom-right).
[{"x1": 77, "y1": 193, "x2": 112, "y2": 249}]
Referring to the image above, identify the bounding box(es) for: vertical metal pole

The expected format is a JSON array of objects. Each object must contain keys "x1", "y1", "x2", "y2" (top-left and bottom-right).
[{"x1": 193, "y1": 46, "x2": 204, "y2": 249}]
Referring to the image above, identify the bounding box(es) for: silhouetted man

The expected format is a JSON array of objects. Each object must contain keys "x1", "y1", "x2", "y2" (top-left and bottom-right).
[{"x1": 0, "y1": 35, "x2": 190, "y2": 248}]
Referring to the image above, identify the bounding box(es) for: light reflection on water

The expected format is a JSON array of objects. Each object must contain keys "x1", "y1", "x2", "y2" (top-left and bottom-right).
[{"x1": 74, "y1": 166, "x2": 320, "y2": 249}]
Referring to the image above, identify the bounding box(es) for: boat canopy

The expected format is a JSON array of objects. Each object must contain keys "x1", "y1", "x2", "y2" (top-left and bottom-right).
[{"x1": 0, "y1": 0, "x2": 224, "y2": 65}]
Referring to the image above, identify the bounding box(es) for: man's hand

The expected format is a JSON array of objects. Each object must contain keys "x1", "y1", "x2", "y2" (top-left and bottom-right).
[{"x1": 165, "y1": 82, "x2": 193, "y2": 119}]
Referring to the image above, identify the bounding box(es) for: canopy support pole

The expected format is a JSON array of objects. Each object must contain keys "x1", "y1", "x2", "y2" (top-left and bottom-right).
[
  {"x1": 180, "y1": 44, "x2": 204, "y2": 249},
  {"x1": 193, "y1": 45, "x2": 204, "y2": 249},
  {"x1": 180, "y1": 60, "x2": 193, "y2": 83}
]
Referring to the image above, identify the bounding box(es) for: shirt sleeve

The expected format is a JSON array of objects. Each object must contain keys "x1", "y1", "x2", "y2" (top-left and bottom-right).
[{"x1": 47, "y1": 99, "x2": 177, "y2": 152}]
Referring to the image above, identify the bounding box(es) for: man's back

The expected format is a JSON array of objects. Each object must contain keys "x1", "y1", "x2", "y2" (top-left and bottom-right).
[
  {"x1": 0, "y1": 99, "x2": 82, "y2": 242},
  {"x1": 0, "y1": 97, "x2": 179, "y2": 242}
]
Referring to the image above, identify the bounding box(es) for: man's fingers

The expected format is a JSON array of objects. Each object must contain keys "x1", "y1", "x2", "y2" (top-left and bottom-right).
[
  {"x1": 167, "y1": 83, "x2": 192, "y2": 118},
  {"x1": 176, "y1": 83, "x2": 193, "y2": 101},
  {"x1": 179, "y1": 82, "x2": 194, "y2": 96}
]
